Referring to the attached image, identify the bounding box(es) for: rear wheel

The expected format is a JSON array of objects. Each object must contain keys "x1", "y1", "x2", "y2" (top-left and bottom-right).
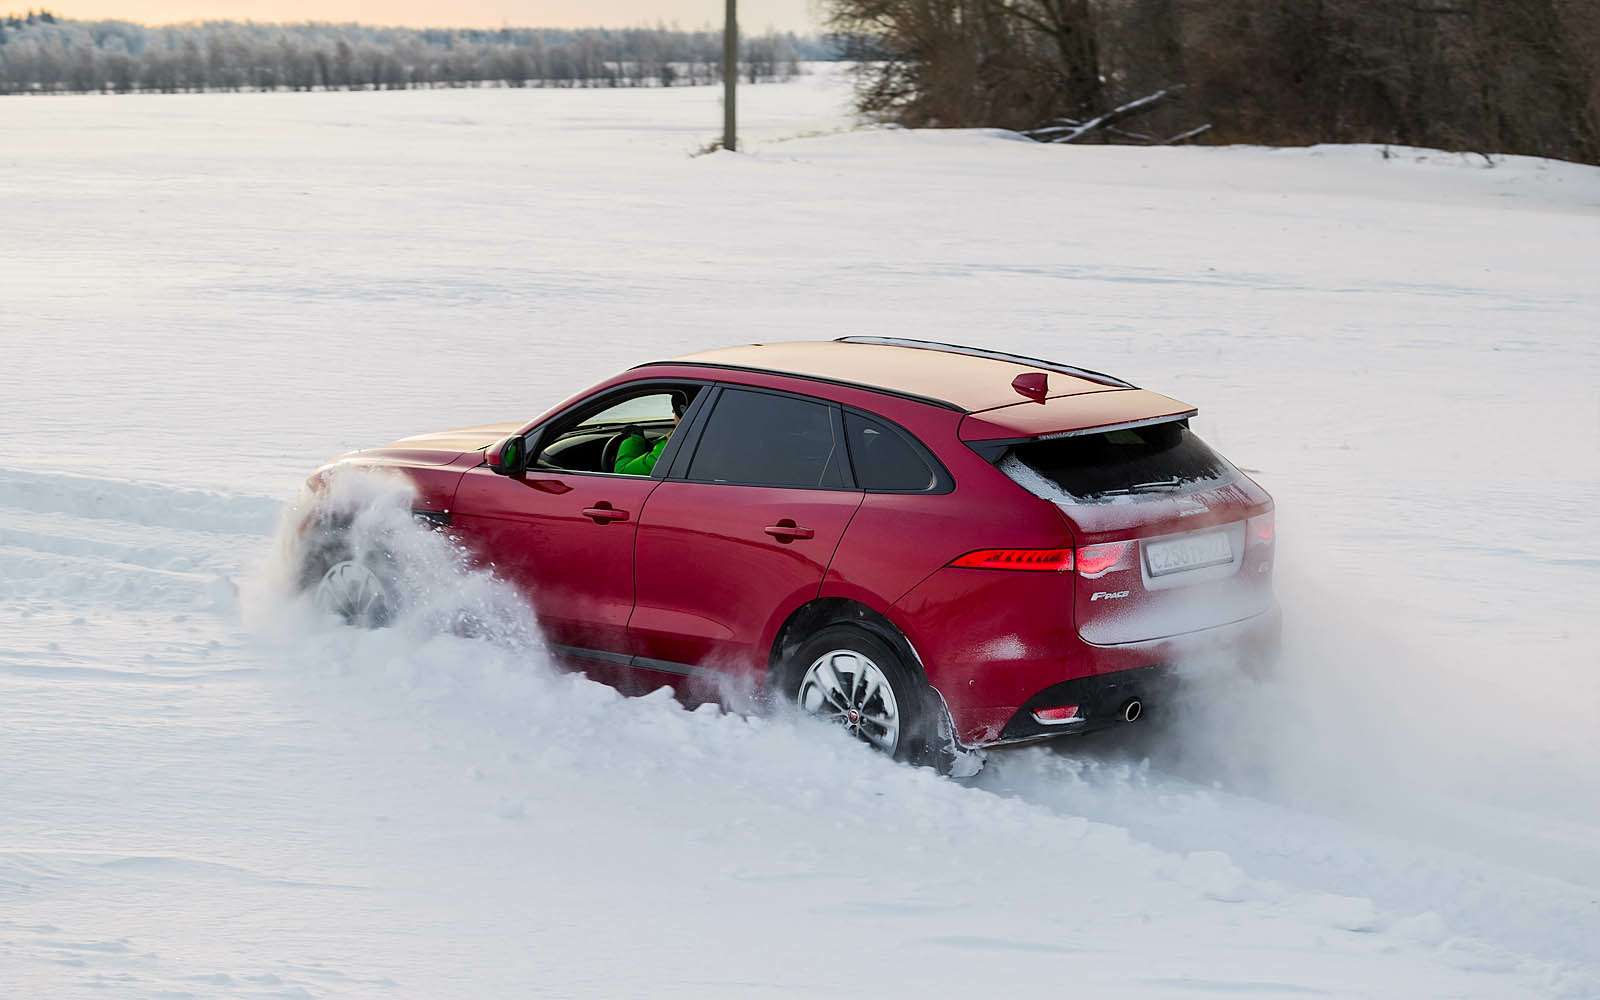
[
  {"x1": 799, "y1": 646, "x2": 903, "y2": 755},
  {"x1": 784, "y1": 625, "x2": 955, "y2": 772}
]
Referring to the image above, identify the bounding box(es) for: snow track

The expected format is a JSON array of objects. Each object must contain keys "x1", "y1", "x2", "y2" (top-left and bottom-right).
[
  {"x1": 0, "y1": 466, "x2": 273, "y2": 607},
  {"x1": 987, "y1": 748, "x2": 1600, "y2": 976},
  {"x1": 3, "y1": 68, "x2": 1597, "y2": 997},
  {"x1": 0, "y1": 467, "x2": 281, "y2": 536}
]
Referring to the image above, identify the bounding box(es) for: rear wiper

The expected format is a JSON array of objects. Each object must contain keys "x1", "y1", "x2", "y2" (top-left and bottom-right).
[{"x1": 1098, "y1": 478, "x2": 1182, "y2": 497}]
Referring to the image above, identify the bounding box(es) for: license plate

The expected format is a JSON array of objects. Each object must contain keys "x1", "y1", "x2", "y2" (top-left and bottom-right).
[{"x1": 1144, "y1": 531, "x2": 1233, "y2": 577}]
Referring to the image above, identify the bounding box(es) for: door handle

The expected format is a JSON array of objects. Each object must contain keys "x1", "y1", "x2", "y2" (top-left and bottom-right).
[
  {"x1": 583, "y1": 503, "x2": 629, "y2": 524},
  {"x1": 763, "y1": 519, "x2": 815, "y2": 542}
]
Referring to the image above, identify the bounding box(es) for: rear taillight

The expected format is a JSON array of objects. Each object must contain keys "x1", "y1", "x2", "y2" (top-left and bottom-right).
[
  {"x1": 1247, "y1": 510, "x2": 1275, "y2": 547},
  {"x1": 1074, "y1": 541, "x2": 1132, "y2": 578},
  {"x1": 948, "y1": 541, "x2": 1136, "y2": 576},
  {"x1": 950, "y1": 548, "x2": 1074, "y2": 572}
]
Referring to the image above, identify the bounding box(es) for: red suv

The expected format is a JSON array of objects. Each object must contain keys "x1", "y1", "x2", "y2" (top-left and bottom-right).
[{"x1": 303, "y1": 338, "x2": 1278, "y2": 770}]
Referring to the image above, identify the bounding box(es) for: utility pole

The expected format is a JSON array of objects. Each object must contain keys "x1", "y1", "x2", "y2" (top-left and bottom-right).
[{"x1": 722, "y1": 0, "x2": 737, "y2": 151}]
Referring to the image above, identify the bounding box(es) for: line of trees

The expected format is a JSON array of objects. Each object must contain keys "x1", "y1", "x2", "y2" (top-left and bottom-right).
[
  {"x1": 0, "y1": 12, "x2": 816, "y2": 94},
  {"x1": 826, "y1": 0, "x2": 1600, "y2": 166}
]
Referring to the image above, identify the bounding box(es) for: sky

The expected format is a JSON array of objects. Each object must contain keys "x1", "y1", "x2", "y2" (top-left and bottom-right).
[{"x1": 49, "y1": 1, "x2": 821, "y2": 32}]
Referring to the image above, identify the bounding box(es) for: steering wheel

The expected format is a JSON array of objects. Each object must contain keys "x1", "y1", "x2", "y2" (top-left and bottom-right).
[{"x1": 600, "y1": 425, "x2": 643, "y2": 473}]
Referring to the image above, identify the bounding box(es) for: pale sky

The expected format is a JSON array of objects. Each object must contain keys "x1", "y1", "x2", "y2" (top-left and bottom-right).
[{"x1": 56, "y1": 0, "x2": 822, "y2": 32}]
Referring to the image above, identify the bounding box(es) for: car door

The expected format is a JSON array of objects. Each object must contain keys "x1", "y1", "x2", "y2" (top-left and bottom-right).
[
  {"x1": 629, "y1": 386, "x2": 865, "y2": 676},
  {"x1": 450, "y1": 382, "x2": 706, "y2": 658}
]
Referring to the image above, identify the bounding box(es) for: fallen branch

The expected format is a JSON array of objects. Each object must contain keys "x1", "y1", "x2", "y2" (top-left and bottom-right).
[
  {"x1": 1105, "y1": 125, "x2": 1159, "y2": 144},
  {"x1": 1022, "y1": 121, "x2": 1082, "y2": 138},
  {"x1": 1023, "y1": 85, "x2": 1186, "y2": 144},
  {"x1": 1162, "y1": 122, "x2": 1213, "y2": 145}
]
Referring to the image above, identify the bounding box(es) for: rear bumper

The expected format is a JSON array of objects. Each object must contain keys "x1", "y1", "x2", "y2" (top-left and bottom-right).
[
  {"x1": 949, "y1": 604, "x2": 1282, "y2": 749},
  {"x1": 993, "y1": 665, "x2": 1171, "y2": 744}
]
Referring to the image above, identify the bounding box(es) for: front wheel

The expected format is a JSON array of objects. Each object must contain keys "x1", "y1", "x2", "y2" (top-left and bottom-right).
[
  {"x1": 784, "y1": 625, "x2": 957, "y2": 772},
  {"x1": 311, "y1": 555, "x2": 396, "y2": 627},
  {"x1": 297, "y1": 512, "x2": 398, "y2": 628}
]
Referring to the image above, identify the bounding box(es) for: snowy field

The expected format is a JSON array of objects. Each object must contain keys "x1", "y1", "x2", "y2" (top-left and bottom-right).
[{"x1": 3, "y1": 67, "x2": 1599, "y2": 998}]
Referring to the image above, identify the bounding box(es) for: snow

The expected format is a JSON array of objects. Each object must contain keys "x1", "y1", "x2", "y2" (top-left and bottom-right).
[{"x1": 4, "y1": 66, "x2": 1600, "y2": 998}]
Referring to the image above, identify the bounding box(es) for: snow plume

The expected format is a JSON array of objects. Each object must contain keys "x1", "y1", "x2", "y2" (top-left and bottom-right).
[
  {"x1": 970, "y1": 537, "x2": 1600, "y2": 976},
  {"x1": 1017, "y1": 529, "x2": 1600, "y2": 890},
  {"x1": 249, "y1": 466, "x2": 543, "y2": 653}
]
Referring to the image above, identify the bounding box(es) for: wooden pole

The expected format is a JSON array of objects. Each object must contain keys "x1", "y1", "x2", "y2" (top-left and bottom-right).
[{"x1": 723, "y1": 0, "x2": 737, "y2": 151}]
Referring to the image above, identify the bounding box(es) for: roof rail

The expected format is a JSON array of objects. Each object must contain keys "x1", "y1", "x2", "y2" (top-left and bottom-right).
[{"x1": 834, "y1": 336, "x2": 1136, "y2": 390}]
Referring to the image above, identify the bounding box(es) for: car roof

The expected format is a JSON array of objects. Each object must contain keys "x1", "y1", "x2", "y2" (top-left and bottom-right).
[{"x1": 643, "y1": 337, "x2": 1136, "y2": 414}]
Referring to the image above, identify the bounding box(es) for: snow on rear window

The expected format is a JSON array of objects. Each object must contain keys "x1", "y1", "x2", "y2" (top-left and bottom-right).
[{"x1": 1000, "y1": 423, "x2": 1236, "y2": 504}]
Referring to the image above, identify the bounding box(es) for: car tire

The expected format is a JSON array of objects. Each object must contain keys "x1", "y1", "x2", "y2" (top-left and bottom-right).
[
  {"x1": 782, "y1": 624, "x2": 956, "y2": 773},
  {"x1": 297, "y1": 513, "x2": 398, "y2": 628}
]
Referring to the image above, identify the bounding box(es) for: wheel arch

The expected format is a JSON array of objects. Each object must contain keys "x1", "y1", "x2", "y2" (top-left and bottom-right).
[
  {"x1": 768, "y1": 598, "x2": 928, "y2": 688},
  {"x1": 770, "y1": 597, "x2": 975, "y2": 768}
]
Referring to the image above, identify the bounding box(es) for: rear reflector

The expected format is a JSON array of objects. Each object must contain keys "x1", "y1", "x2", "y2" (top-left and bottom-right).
[
  {"x1": 1248, "y1": 510, "x2": 1275, "y2": 546},
  {"x1": 1032, "y1": 705, "x2": 1082, "y2": 724},
  {"x1": 1074, "y1": 541, "x2": 1131, "y2": 578},
  {"x1": 950, "y1": 548, "x2": 1074, "y2": 572}
]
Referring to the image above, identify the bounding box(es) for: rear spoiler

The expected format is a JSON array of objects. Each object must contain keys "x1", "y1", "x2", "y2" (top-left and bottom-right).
[
  {"x1": 1033, "y1": 411, "x2": 1196, "y2": 440},
  {"x1": 958, "y1": 389, "x2": 1197, "y2": 452}
]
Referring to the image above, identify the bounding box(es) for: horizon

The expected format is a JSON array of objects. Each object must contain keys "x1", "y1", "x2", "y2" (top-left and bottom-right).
[{"x1": 21, "y1": 1, "x2": 822, "y2": 32}]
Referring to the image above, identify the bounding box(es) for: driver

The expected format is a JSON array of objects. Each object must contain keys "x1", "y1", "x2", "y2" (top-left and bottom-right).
[{"x1": 613, "y1": 390, "x2": 688, "y2": 476}]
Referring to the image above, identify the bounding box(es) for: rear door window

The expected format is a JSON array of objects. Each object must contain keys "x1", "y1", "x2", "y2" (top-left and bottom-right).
[
  {"x1": 844, "y1": 412, "x2": 937, "y2": 491},
  {"x1": 686, "y1": 389, "x2": 844, "y2": 488},
  {"x1": 1002, "y1": 422, "x2": 1236, "y2": 503}
]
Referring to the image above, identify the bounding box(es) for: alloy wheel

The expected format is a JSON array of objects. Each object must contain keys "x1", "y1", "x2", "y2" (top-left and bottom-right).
[
  {"x1": 798, "y1": 648, "x2": 901, "y2": 755},
  {"x1": 314, "y1": 559, "x2": 390, "y2": 626}
]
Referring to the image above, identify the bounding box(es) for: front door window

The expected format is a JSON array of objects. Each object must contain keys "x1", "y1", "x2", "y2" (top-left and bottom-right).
[{"x1": 534, "y1": 386, "x2": 699, "y2": 477}]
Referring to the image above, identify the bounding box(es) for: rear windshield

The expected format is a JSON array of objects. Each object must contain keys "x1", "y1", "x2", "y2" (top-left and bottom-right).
[{"x1": 1001, "y1": 422, "x2": 1236, "y2": 503}]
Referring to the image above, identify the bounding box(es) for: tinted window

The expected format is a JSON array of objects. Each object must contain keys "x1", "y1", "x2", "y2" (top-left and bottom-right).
[
  {"x1": 1003, "y1": 422, "x2": 1235, "y2": 503},
  {"x1": 687, "y1": 389, "x2": 842, "y2": 488},
  {"x1": 845, "y1": 412, "x2": 936, "y2": 491}
]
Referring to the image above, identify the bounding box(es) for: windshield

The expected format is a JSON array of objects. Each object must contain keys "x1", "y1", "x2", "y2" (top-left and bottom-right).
[{"x1": 1001, "y1": 422, "x2": 1237, "y2": 503}]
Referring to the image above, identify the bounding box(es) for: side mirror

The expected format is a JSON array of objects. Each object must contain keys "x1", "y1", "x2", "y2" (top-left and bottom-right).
[{"x1": 487, "y1": 434, "x2": 528, "y2": 477}]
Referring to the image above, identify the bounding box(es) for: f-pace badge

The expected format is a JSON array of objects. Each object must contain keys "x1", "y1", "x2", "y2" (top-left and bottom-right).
[
  {"x1": 1091, "y1": 591, "x2": 1131, "y2": 601},
  {"x1": 1176, "y1": 497, "x2": 1210, "y2": 518}
]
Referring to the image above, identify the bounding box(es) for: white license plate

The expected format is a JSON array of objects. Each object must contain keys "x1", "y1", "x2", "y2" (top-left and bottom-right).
[{"x1": 1144, "y1": 531, "x2": 1233, "y2": 577}]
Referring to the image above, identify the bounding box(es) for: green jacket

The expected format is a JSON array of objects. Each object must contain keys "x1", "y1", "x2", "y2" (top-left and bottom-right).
[{"x1": 614, "y1": 433, "x2": 667, "y2": 476}]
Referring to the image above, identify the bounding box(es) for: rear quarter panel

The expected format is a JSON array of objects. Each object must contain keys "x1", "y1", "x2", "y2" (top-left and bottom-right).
[
  {"x1": 892, "y1": 567, "x2": 1082, "y2": 745},
  {"x1": 816, "y1": 392, "x2": 1075, "y2": 610}
]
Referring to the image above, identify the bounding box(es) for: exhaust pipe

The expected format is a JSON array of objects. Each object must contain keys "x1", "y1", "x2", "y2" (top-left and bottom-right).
[{"x1": 1119, "y1": 698, "x2": 1143, "y2": 723}]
